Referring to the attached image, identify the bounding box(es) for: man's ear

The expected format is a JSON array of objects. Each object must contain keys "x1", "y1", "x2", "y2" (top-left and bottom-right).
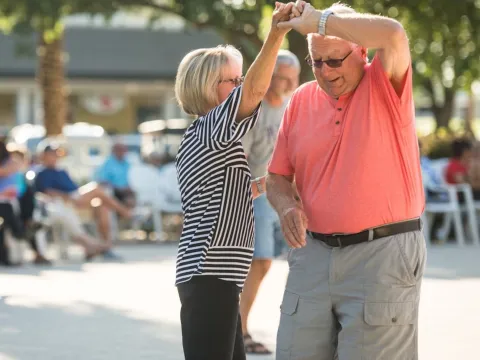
[{"x1": 361, "y1": 47, "x2": 368, "y2": 59}]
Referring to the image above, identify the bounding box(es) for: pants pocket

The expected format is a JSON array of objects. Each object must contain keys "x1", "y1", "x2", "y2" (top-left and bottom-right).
[
  {"x1": 362, "y1": 301, "x2": 418, "y2": 359},
  {"x1": 276, "y1": 291, "x2": 299, "y2": 352},
  {"x1": 364, "y1": 301, "x2": 415, "y2": 326},
  {"x1": 394, "y1": 231, "x2": 426, "y2": 284}
]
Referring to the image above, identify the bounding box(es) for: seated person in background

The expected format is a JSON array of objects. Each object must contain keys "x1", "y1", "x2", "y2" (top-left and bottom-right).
[
  {"x1": 94, "y1": 143, "x2": 135, "y2": 208},
  {"x1": 445, "y1": 138, "x2": 472, "y2": 185},
  {"x1": 0, "y1": 141, "x2": 24, "y2": 265},
  {"x1": 419, "y1": 140, "x2": 448, "y2": 202},
  {"x1": 146, "y1": 152, "x2": 181, "y2": 209},
  {"x1": 468, "y1": 141, "x2": 480, "y2": 199},
  {"x1": 9, "y1": 146, "x2": 51, "y2": 265},
  {"x1": 444, "y1": 138, "x2": 480, "y2": 202},
  {"x1": 35, "y1": 142, "x2": 135, "y2": 260}
]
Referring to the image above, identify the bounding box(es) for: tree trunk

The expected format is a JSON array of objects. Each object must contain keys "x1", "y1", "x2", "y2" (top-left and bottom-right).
[
  {"x1": 37, "y1": 31, "x2": 66, "y2": 136},
  {"x1": 287, "y1": 31, "x2": 312, "y2": 85},
  {"x1": 464, "y1": 88, "x2": 476, "y2": 138},
  {"x1": 433, "y1": 88, "x2": 455, "y2": 130}
]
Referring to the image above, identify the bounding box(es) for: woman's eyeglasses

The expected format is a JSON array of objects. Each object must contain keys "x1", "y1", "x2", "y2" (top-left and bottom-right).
[
  {"x1": 305, "y1": 50, "x2": 353, "y2": 69},
  {"x1": 218, "y1": 76, "x2": 244, "y2": 87}
]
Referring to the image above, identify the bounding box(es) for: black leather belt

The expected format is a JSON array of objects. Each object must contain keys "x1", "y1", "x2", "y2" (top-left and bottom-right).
[{"x1": 307, "y1": 218, "x2": 421, "y2": 248}]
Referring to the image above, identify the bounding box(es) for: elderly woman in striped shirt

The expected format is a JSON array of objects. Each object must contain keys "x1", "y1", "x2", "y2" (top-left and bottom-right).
[{"x1": 173, "y1": 2, "x2": 298, "y2": 360}]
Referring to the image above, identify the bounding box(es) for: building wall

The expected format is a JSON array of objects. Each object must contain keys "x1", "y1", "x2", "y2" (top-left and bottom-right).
[
  {"x1": 72, "y1": 92, "x2": 169, "y2": 134},
  {"x1": 74, "y1": 96, "x2": 136, "y2": 134}
]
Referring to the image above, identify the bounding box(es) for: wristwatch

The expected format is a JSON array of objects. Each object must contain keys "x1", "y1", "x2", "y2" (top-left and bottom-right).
[
  {"x1": 255, "y1": 178, "x2": 264, "y2": 194},
  {"x1": 318, "y1": 9, "x2": 335, "y2": 36}
]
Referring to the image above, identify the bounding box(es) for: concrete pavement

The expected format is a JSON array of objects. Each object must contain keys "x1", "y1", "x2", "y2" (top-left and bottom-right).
[{"x1": 1, "y1": 243, "x2": 479, "y2": 360}]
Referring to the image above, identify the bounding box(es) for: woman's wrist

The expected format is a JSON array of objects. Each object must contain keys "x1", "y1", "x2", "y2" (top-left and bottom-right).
[
  {"x1": 252, "y1": 177, "x2": 266, "y2": 195},
  {"x1": 265, "y1": 29, "x2": 286, "y2": 44},
  {"x1": 255, "y1": 177, "x2": 265, "y2": 194}
]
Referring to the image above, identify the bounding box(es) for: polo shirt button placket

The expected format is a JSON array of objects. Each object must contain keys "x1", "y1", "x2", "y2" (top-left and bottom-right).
[{"x1": 334, "y1": 104, "x2": 343, "y2": 136}]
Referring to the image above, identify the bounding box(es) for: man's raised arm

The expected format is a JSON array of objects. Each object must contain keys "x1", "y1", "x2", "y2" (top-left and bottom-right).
[{"x1": 281, "y1": 1, "x2": 410, "y2": 94}]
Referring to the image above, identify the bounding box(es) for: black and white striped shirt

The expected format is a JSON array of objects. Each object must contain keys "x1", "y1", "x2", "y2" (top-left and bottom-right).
[{"x1": 175, "y1": 86, "x2": 261, "y2": 288}]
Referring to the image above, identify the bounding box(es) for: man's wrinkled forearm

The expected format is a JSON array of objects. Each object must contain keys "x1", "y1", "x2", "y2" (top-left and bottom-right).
[{"x1": 266, "y1": 173, "x2": 298, "y2": 215}]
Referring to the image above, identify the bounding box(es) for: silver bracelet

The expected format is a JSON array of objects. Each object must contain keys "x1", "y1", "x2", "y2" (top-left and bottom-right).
[
  {"x1": 255, "y1": 178, "x2": 264, "y2": 194},
  {"x1": 318, "y1": 10, "x2": 335, "y2": 36}
]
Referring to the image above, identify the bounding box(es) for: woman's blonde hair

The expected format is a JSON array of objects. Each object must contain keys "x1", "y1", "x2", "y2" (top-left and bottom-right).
[{"x1": 175, "y1": 45, "x2": 243, "y2": 116}]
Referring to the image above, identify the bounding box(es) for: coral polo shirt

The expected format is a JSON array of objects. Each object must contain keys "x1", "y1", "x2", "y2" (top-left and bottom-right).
[{"x1": 268, "y1": 55, "x2": 425, "y2": 234}]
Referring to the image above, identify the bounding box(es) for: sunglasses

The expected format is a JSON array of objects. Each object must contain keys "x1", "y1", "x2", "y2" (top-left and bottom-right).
[
  {"x1": 218, "y1": 76, "x2": 244, "y2": 87},
  {"x1": 305, "y1": 50, "x2": 353, "y2": 69}
]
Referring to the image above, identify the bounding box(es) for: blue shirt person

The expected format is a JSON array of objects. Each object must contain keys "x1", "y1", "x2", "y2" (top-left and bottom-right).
[
  {"x1": 35, "y1": 167, "x2": 79, "y2": 194},
  {"x1": 94, "y1": 144, "x2": 130, "y2": 190}
]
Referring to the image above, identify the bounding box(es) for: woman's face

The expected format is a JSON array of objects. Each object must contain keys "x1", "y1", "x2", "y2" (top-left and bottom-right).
[{"x1": 217, "y1": 57, "x2": 243, "y2": 104}]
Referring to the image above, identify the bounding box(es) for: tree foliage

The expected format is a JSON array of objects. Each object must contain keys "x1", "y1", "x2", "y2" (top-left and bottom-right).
[
  {"x1": 0, "y1": 0, "x2": 150, "y2": 135},
  {"x1": 345, "y1": 0, "x2": 480, "y2": 130},
  {"x1": 147, "y1": 0, "x2": 480, "y2": 130},
  {"x1": 1, "y1": 0, "x2": 479, "y2": 133}
]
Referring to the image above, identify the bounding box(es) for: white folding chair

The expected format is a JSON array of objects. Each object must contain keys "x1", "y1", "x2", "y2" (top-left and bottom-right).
[
  {"x1": 423, "y1": 159, "x2": 479, "y2": 246},
  {"x1": 128, "y1": 163, "x2": 182, "y2": 240}
]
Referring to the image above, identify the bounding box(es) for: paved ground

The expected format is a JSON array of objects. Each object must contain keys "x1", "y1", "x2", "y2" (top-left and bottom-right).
[{"x1": 1, "y1": 243, "x2": 479, "y2": 360}]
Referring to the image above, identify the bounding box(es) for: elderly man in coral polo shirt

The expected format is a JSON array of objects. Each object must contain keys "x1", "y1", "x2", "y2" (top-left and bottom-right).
[{"x1": 268, "y1": 2, "x2": 426, "y2": 360}]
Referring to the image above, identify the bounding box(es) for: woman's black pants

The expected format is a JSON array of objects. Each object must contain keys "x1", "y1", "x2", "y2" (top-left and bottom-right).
[{"x1": 177, "y1": 276, "x2": 246, "y2": 360}]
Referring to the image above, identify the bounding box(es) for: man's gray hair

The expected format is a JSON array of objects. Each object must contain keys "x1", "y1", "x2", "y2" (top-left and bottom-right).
[{"x1": 274, "y1": 49, "x2": 301, "y2": 72}]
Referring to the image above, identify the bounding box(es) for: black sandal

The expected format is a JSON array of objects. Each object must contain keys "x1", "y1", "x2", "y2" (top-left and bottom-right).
[{"x1": 243, "y1": 333, "x2": 272, "y2": 355}]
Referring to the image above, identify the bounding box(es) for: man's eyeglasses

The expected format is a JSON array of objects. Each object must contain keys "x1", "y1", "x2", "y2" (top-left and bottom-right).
[
  {"x1": 218, "y1": 76, "x2": 244, "y2": 87},
  {"x1": 305, "y1": 50, "x2": 353, "y2": 69}
]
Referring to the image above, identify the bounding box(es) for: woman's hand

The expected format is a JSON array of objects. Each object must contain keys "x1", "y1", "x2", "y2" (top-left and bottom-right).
[
  {"x1": 277, "y1": 1, "x2": 321, "y2": 36},
  {"x1": 237, "y1": 2, "x2": 302, "y2": 121},
  {"x1": 270, "y1": 2, "x2": 300, "y2": 38}
]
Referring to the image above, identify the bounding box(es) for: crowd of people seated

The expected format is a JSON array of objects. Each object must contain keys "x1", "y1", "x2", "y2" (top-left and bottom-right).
[
  {"x1": 421, "y1": 138, "x2": 480, "y2": 200},
  {"x1": 420, "y1": 137, "x2": 480, "y2": 242},
  {"x1": 0, "y1": 138, "x2": 179, "y2": 267},
  {"x1": 0, "y1": 141, "x2": 47, "y2": 265}
]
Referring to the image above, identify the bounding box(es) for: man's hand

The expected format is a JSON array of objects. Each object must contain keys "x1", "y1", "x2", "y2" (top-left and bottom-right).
[
  {"x1": 277, "y1": 1, "x2": 321, "y2": 36},
  {"x1": 4, "y1": 158, "x2": 20, "y2": 174},
  {"x1": 280, "y1": 204, "x2": 308, "y2": 248},
  {"x1": 0, "y1": 186, "x2": 17, "y2": 199}
]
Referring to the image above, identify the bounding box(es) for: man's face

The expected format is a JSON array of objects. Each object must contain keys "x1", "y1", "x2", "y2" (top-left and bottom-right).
[
  {"x1": 270, "y1": 64, "x2": 300, "y2": 97},
  {"x1": 42, "y1": 151, "x2": 58, "y2": 167},
  {"x1": 113, "y1": 144, "x2": 127, "y2": 160},
  {"x1": 462, "y1": 149, "x2": 473, "y2": 164},
  {"x1": 308, "y1": 35, "x2": 366, "y2": 98}
]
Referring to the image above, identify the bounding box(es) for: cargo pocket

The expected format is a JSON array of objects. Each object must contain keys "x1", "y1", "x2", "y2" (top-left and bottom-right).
[
  {"x1": 277, "y1": 291, "x2": 299, "y2": 353},
  {"x1": 364, "y1": 301, "x2": 415, "y2": 326}
]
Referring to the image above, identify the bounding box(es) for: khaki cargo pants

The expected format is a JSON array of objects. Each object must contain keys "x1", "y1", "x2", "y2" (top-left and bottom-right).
[{"x1": 276, "y1": 230, "x2": 426, "y2": 360}]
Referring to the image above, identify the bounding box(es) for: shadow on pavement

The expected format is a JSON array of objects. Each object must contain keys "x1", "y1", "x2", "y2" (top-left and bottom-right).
[
  {"x1": 0, "y1": 243, "x2": 179, "y2": 278},
  {"x1": 424, "y1": 245, "x2": 480, "y2": 279},
  {"x1": 0, "y1": 297, "x2": 182, "y2": 360}
]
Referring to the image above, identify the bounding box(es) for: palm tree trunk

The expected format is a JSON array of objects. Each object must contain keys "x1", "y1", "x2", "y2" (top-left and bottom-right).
[
  {"x1": 465, "y1": 88, "x2": 476, "y2": 138},
  {"x1": 37, "y1": 31, "x2": 66, "y2": 136}
]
